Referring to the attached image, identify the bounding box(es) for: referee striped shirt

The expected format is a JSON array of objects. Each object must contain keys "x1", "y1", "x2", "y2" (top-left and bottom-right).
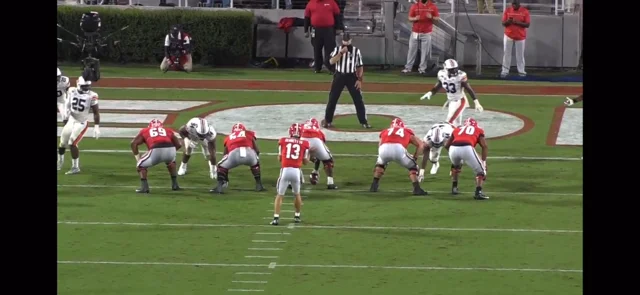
[{"x1": 330, "y1": 46, "x2": 363, "y2": 74}]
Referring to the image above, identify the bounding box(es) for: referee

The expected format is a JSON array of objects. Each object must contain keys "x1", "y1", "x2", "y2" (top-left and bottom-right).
[{"x1": 322, "y1": 33, "x2": 371, "y2": 129}]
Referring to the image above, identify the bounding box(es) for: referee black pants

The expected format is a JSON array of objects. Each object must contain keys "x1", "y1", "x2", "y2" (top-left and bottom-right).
[
  {"x1": 313, "y1": 27, "x2": 336, "y2": 72},
  {"x1": 325, "y1": 73, "x2": 368, "y2": 125}
]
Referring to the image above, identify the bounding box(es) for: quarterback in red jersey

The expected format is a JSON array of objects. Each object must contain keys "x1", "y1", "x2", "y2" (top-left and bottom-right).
[
  {"x1": 444, "y1": 117, "x2": 489, "y2": 200},
  {"x1": 211, "y1": 123, "x2": 266, "y2": 193},
  {"x1": 271, "y1": 123, "x2": 311, "y2": 226},
  {"x1": 301, "y1": 117, "x2": 338, "y2": 189},
  {"x1": 370, "y1": 118, "x2": 427, "y2": 195},
  {"x1": 130, "y1": 119, "x2": 183, "y2": 193}
]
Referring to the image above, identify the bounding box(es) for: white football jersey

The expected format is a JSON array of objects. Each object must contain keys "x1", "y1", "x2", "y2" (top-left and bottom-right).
[
  {"x1": 423, "y1": 123, "x2": 454, "y2": 148},
  {"x1": 67, "y1": 87, "x2": 99, "y2": 122},
  {"x1": 437, "y1": 69, "x2": 468, "y2": 101},
  {"x1": 186, "y1": 120, "x2": 217, "y2": 143},
  {"x1": 57, "y1": 76, "x2": 70, "y2": 103}
]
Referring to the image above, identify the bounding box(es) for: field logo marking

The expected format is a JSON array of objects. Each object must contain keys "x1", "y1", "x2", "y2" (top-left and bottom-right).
[
  {"x1": 203, "y1": 103, "x2": 533, "y2": 142},
  {"x1": 547, "y1": 107, "x2": 583, "y2": 146},
  {"x1": 56, "y1": 100, "x2": 219, "y2": 139}
]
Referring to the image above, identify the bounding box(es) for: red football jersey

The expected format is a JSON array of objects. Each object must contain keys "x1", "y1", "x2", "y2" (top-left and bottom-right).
[
  {"x1": 139, "y1": 126, "x2": 175, "y2": 149},
  {"x1": 379, "y1": 127, "x2": 414, "y2": 148},
  {"x1": 224, "y1": 130, "x2": 256, "y2": 152},
  {"x1": 301, "y1": 124, "x2": 326, "y2": 141},
  {"x1": 278, "y1": 137, "x2": 310, "y2": 168},
  {"x1": 452, "y1": 125, "x2": 485, "y2": 147}
]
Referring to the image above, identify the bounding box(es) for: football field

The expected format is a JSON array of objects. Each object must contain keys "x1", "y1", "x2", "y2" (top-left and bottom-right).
[{"x1": 57, "y1": 67, "x2": 583, "y2": 295}]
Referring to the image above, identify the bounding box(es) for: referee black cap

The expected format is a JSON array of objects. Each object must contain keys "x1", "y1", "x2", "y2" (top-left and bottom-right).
[{"x1": 342, "y1": 33, "x2": 352, "y2": 42}]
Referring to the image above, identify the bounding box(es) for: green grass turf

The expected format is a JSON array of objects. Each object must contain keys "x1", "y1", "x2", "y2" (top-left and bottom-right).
[
  {"x1": 57, "y1": 69, "x2": 583, "y2": 295},
  {"x1": 57, "y1": 63, "x2": 584, "y2": 86}
]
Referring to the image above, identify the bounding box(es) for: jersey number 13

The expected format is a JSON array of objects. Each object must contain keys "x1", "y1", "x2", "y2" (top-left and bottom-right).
[{"x1": 285, "y1": 143, "x2": 301, "y2": 159}]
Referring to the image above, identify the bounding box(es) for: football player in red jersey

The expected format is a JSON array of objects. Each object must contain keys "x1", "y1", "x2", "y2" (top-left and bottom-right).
[
  {"x1": 130, "y1": 119, "x2": 183, "y2": 193},
  {"x1": 301, "y1": 117, "x2": 338, "y2": 189},
  {"x1": 444, "y1": 117, "x2": 489, "y2": 200},
  {"x1": 370, "y1": 118, "x2": 427, "y2": 195},
  {"x1": 211, "y1": 123, "x2": 266, "y2": 194},
  {"x1": 271, "y1": 123, "x2": 311, "y2": 226}
]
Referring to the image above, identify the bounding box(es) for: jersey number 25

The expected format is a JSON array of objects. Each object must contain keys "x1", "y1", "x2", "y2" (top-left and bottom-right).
[
  {"x1": 285, "y1": 143, "x2": 301, "y2": 159},
  {"x1": 71, "y1": 97, "x2": 86, "y2": 112}
]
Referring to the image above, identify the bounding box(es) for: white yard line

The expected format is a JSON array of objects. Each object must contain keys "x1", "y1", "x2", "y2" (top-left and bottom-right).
[
  {"x1": 251, "y1": 240, "x2": 287, "y2": 243},
  {"x1": 65, "y1": 149, "x2": 583, "y2": 161},
  {"x1": 227, "y1": 289, "x2": 264, "y2": 292},
  {"x1": 232, "y1": 281, "x2": 269, "y2": 284},
  {"x1": 255, "y1": 232, "x2": 291, "y2": 235},
  {"x1": 57, "y1": 221, "x2": 582, "y2": 233},
  {"x1": 57, "y1": 260, "x2": 582, "y2": 273},
  {"x1": 247, "y1": 248, "x2": 283, "y2": 251},
  {"x1": 235, "y1": 272, "x2": 272, "y2": 275},
  {"x1": 94, "y1": 86, "x2": 570, "y2": 97},
  {"x1": 245, "y1": 256, "x2": 279, "y2": 259},
  {"x1": 57, "y1": 184, "x2": 582, "y2": 196}
]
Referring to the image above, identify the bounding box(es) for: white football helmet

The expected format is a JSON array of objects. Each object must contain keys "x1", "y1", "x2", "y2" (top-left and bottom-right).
[
  {"x1": 443, "y1": 59, "x2": 459, "y2": 77},
  {"x1": 187, "y1": 117, "x2": 212, "y2": 139},
  {"x1": 77, "y1": 76, "x2": 92, "y2": 93},
  {"x1": 57, "y1": 68, "x2": 62, "y2": 82}
]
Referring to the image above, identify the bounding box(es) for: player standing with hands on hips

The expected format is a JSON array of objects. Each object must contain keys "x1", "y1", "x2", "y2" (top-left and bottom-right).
[
  {"x1": 321, "y1": 33, "x2": 371, "y2": 129},
  {"x1": 500, "y1": 0, "x2": 530, "y2": 78}
]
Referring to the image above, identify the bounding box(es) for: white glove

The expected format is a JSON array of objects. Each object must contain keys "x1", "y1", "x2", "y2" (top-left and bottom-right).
[
  {"x1": 564, "y1": 97, "x2": 574, "y2": 106},
  {"x1": 442, "y1": 100, "x2": 449, "y2": 110},
  {"x1": 418, "y1": 169, "x2": 425, "y2": 182},
  {"x1": 420, "y1": 91, "x2": 433, "y2": 100},
  {"x1": 474, "y1": 101, "x2": 484, "y2": 112},
  {"x1": 209, "y1": 164, "x2": 217, "y2": 179},
  {"x1": 93, "y1": 125, "x2": 101, "y2": 139}
]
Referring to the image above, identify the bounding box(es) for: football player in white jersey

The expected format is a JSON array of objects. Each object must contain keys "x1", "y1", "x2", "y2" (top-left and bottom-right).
[
  {"x1": 57, "y1": 77, "x2": 101, "y2": 174},
  {"x1": 176, "y1": 117, "x2": 218, "y2": 179},
  {"x1": 57, "y1": 68, "x2": 71, "y2": 122},
  {"x1": 418, "y1": 122, "x2": 454, "y2": 180},
  {"x1": 420, "y1": 59, "x2": 484, "y2": 126}
]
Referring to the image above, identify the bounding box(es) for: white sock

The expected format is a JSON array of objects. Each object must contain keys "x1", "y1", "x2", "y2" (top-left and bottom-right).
[
  {"x1": 327, "y1": 177, "x2": 334, "y2": 185},
  {"x1": 58, "y1": 154, "x2": 64, "y2": 163},
  {"x1": 273, "y1": 214, "x2": 279, "y2": 218},
  {"x1": 71, "y1": 158, "x2": 79, "y2": 168},
  {"x1": 294, "y1": 212, "x2": 300, "y2": 217},
  {"x1": 180, "y1": 162, "x2": 187, "y2": 169}
]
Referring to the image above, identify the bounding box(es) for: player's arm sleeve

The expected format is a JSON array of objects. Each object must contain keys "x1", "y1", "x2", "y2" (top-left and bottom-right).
[
  {"x1": 90, "y1": 95, "x2": 99, "y2": 106},
  {"x1": 164, "y1": 35, "x2": 170, "y2": 56},
  {"x1": 409, "y1": 5, "x2": 416, "y2": 18},
  {"x1": 356, "y1": 49, "x2": 364, "y2": 67},
  {"x1": 304, "y1": 4, "x2": 311, "y2": 33},
  {"x1": 433, "y1": 6, "x2": 440, "y2": 17},
  {"x1": 524, "y1": 10, "x2": 531, "y2": 25},
  {"x1": 330, "y1": 46, "x2": 339, "y2": 58}
]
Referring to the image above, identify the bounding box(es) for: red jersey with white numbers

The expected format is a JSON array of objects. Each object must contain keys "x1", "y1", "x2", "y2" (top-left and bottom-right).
[
  {"x1": 278, "y1": 137, "x2": 310, "y2": 168},
  {"x1": 224, "y1": 130, "x2": 257, "y2": 152},
  {"x1": 379, "y1": 127, "x2": 415, "y2": 148}
]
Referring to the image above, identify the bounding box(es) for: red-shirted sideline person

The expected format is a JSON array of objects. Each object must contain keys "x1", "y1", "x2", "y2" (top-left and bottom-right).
[
  {"x1": 304, "y1": 0, "x2": 343, "y2": 74},
  {"x1": 500, "y1": 0, "x2": 530, "y2": 78},
  {"x1": 402, "y1": 0, "x2": 439, "y2": 75}
]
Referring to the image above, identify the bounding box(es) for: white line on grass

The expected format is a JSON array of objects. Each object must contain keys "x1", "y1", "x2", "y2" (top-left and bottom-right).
[
  {"x1": 245, "y1": 256, "x2": 279, "y2": 259},
  {"x1": 232, "y1": 281, "x2": 269, "y2": 284},
  {"x1": 57, "y1": 221, "x2": 582, "y2": 233},
  {"x1": 252, "y1": 240, "x2": 287, "y2": 243},
  {"x1": 94, "y1": 86, "x2": 570, "y2": 97},
  {"x1": 255, "y1": 232, "x2": 291, "y2": 235},
  {"x1": 247, "y1": 248, "x2": 282, "y2": 251},
  {"x1": 57, "y1": 184, "x2": 582, "y2": 196},
  {"x1": 69, "y1": 149, "x2": 583, "y2": 161},
  {"x1": 227, "y1": 289, "x2": 264, "y2": 292},
  {"x1": 235, "y1": 272, "x2": 272, "y2": 275},
  {"x1": 57, "y1": 260, "x2": 582, "y2": 273}
]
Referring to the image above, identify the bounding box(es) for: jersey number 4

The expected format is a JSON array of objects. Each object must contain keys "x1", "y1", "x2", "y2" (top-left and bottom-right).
[
  {"x1": 443, "y1": 82, "x2": 457, "y2": 94},
  {"x1": 387, "y1": 128, "x2": 404, "y2": 137},
  {"x1": 149, "y1": 127, "x2": 167, "y2": 137},
  {"x1": 71, "y1": 97, "x2": 86, "y2": 112},
  {"x1": 285, "y1": 143, "x2": 301, "y2": 159},
  {"x1": 457, "y1": 125, "x2": 476, "y2": 135},
  {"x1": 229, "y1": 131, "x2": 246, "y2": 140}
]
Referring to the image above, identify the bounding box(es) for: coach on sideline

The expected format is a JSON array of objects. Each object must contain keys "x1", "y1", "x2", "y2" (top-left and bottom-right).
[
  {"x1": 500, "y1": 0, "x2": 530, "y2": 78},
  {"x1": 322, "y1": 33, "x2": 371, "y2": 129},
  {"x1": 305, "y1": 0, "x2": 343, "y2": 74}
]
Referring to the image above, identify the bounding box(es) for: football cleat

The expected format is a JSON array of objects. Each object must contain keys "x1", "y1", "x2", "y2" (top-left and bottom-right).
[
  {"x1": 136, "y1": 188, "x2": 150, "y2": 194},
  {"x1": 474, "y1": 192, "x2": 489, "y2": 200},
  {"x1": 255, "y1": 183, "x2": 266, "y2": 192},
  {"x1": 294, "y1": 216, "x2": 301, "y2": 223},
  {"x1": 177, "y1": 165, "x2": 187, "y2": 176},
  {"x1": 413, "y1": 188, "x2": 428, "y2": 196},
  {"x1": 369, "y1": 182, "x2": 378, "y2": 192},
  {"x1": 452, "y1": 187, "x2": 459, "y2": 195},
  {"x1": 327, "y1": 184, "x2": 338, "y2": 190},
  {"x1": 65, "y1": 167, "x2": 80, "y2": 175},
  {"x1": 270, "y1": 218, "x2": 279, "y2": 226},
  {"x1": 310, "y1": 173, "x2": 319, "y2": 185}
]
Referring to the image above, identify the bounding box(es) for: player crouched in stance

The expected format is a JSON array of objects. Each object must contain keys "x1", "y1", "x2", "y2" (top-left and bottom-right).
[
  {"x1": 419, "y1": 122, "x2": 454, "y2": 179},
  {"x1": 444, "y1": 118, "x2": 489, "y2": 200},
  {"x1": 271, "y1": 124, "x2": 311, "y2": 226},
  {"x1": 211, "y1": 123, "x2": 266, "y2": 194},
  {"x1": 57, "y1": 77, "x2": 101, "y2": 174},
  {"x1": 130, "y1": 119, "x2": 183, "y2": 193},
  {"x1": 301, "y1": 118, "x2": 337, "y2": 189},
  {"x1": 57, "y1": 68, "x2": 70, "y2": 120},
  {"x1": 176, "y1": 118, "x2": 218, "y2": 179},
  {"x1": 370, "y1": 118, "x2": 427, "y2": 195},
  {"x1": 420, "y1": 59, "x2": 484, "y2": 126}
]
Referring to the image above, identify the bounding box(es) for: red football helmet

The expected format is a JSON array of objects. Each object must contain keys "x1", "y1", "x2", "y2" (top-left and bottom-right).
[
  {"x1": 289, "y1": 123, "x2": 302, "y2": 138},
  {"x1": 464, "y1": 117, "x2": 478, "y2": 127},
  {"x1": 390, "y1": 118, "x2": 405, "y2": 128},
  {"x1": 148, "y1": 119, "x2": 163, "y2": 128},
  {"x1": 231, "y1": 123, "x2": 246, "y2": 132},
  {"x1": 307, "y1": 118, "x2": 320, "y2": 128}
]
